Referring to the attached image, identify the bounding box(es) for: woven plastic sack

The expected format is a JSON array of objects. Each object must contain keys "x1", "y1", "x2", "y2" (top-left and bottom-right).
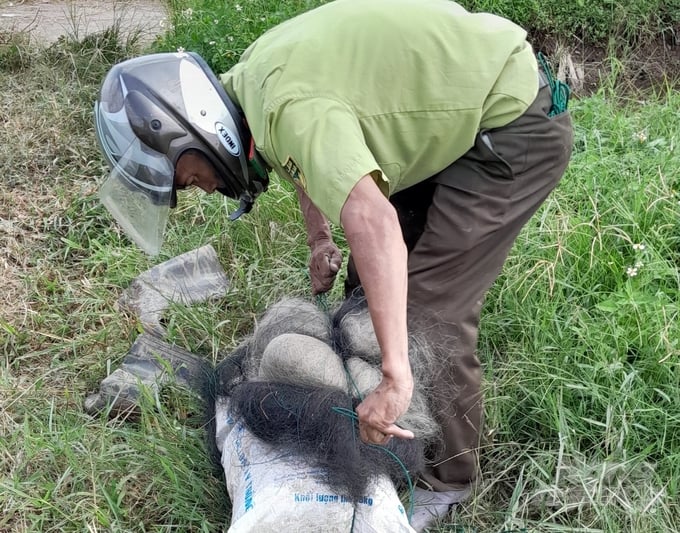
[
  {"x1": 118, "y1": 244, "x2": 229, "y2": 336},
  {"x1": 215, "y1": 398, "x2": 415, "y2": 533}
]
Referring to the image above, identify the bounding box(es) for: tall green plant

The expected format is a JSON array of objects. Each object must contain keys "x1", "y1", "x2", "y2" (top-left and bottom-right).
[{"x1": 156, "y1": 0, "x2": 329, "y2": 73}]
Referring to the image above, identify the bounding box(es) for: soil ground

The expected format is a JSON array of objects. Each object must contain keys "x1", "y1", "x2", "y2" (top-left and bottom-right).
[{"x1": 536, "y1": 33, "x2": 680, "y2": 95}]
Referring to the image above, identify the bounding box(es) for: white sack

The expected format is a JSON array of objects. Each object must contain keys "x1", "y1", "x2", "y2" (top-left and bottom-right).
[{"x1": 215, "y1": 397, "x2": 415, "y2": 533}]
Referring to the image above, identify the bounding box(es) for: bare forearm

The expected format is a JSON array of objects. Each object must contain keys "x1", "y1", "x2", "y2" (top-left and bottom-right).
[
  {"x1": 295, "y1": 184, "x2": 342, "y2": 295},
  {"x1": 341, "y1": 174, "x2": 414, "y2": 442},
  {"x1": 295, "y1": 184, "x2": 332, "y2": 246},
  {"x1": 341, "y1": 176, "x2": 411, "y2": 379}
]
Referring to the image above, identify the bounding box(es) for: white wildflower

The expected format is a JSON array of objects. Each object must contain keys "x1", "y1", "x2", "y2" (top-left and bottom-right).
[
  {"x1": 626, "y1": 266, "x2": 639, "y2": 277},
  {"x1": 635, "y1": 131, "x2": 647, "y2": 143},
  {"x1": 632, "y1": 243, "x2": 646, "y2": 251},
  {"x1": 183, "y1": 8, "x2": 193, "y2": 17},
  {"x1": 177, "y1": 46, "x2": 186, "y2": 53},
  {"x1": 635, "y1": 261, "x2": 644, "y2": 269},
  {"x1": 235, "y1": 4, "x2": 243, "y2": 11}
]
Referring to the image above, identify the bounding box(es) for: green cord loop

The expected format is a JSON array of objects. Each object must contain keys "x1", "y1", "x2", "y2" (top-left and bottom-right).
[
  {"x1": 315, "y1": 291, "x2": 329, "y2": 313},
  {"x1": 331, "y1": 406, "x2": 416, "y2": 522},
  {"x1": 318, "y1": 289, "x2": 415, "y2": 525},
  {"x1": 537, "y1": 52, "x2": 571, "y2": 117}
]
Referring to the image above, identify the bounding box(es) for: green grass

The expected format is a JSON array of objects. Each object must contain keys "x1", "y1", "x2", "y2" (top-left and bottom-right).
[
  {"x1": 155, "y1": 0, "x2": 331, "y2": 72},
  {"x1": 155, "y1": 0, "x2": 680, "y2": 75},
  {"x1": 2, "y1": 0, "x2": 680, "y2": 531},
  {"x1": 462, "y1": 0, "x2": 680, "y2": 46},
  {"x1": 469, "y1": 90, "x2": 680, "y2": 531}
]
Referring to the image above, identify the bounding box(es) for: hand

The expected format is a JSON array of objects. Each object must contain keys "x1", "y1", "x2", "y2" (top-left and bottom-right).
[
  {"x1": 356, "y1": 372, "x2": 415, "y2": 445},
  {"x1": 309, "y1": 239, "x2": 342, "y2": 295}
]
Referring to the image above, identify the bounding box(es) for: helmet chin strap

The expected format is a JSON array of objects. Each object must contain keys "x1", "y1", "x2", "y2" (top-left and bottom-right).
[
  {"x1": 215, "y1": 136, "x2": 269, "y2": 220},
  {"x1": 217, "y1": 188, "x2": 254, "y2": 221}
]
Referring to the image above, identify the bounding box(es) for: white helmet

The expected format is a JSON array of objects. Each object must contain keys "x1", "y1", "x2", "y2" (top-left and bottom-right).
[{"x1": 94, "y1": 52, "x2": 269, "y2": 255}]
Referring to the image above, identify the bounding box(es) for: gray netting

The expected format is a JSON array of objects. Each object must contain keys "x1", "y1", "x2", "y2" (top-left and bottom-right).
[
  {"x1": 214, "y1": 290, "x2": 455, "y2": 498},
  {"x1": 228, "y1": 381, "x2": 424, "y2": 503},
  {"x1": 243, "y1": 297, "x2": 332, "y2": 379}
]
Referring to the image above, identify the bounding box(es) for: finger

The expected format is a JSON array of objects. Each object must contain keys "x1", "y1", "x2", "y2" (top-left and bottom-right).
[
  {"x1": 383, "y1": 424, "x2": 415, "y2": 440},
  {"x1": 311, "y1": 275, "x2": 335, "y2": 295},
  {"x1": 360, "y1": 424, "x2": 392, "y2": 445},
  {"x1": 323, "y1": 252, "x2": 341, "y2": 274},
  {"x1": 311, "y1": 281, "x2": 329, "y2": 295},
  {"x1": 328, "y1": 257, "x2": 341, "y2": 273},
  {"x1": 375, "y1": 433, "x2": 392, "y2": 445}
]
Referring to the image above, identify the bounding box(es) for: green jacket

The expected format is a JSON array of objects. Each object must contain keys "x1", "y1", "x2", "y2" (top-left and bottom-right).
[{"x1": 221, "y1": 0, "x2": 538, "y2": 224}]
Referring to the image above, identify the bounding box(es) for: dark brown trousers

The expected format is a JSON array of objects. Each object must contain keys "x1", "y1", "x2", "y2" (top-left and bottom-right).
[{"x1": 346, "y1": 83, "x2": 573, "y2": 490}]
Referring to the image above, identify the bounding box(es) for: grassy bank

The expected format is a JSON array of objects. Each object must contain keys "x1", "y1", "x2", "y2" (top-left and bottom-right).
[
  {"x1": 1, "y1": 0, "x2": 679, "y2": 531},
  {"x1": 157, "y1": 0, "x2": 680, "y2": 74}
]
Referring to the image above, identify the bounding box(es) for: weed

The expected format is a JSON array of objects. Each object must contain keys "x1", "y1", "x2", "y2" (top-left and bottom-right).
[{"x1": 155, "y1": 0, "x2": 329, "y2": 72}]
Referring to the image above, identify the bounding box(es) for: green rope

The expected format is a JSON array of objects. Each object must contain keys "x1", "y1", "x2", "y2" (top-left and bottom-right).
[
  {"x1": 367, "y1": 442, "x2": 416, "y2": 522},
  {"x1": 536, "y1": 52, "x2": 570, "y2": 117},
  {"x1": 315, "y1": 291, "x2": 329, "y2": 313},
  {"x1": 344, "y1": 366, "x2": 364, "y2": 401},
  {"x1": 331, "y1": 406, "x2": 360, "y2": 419},
  {"x1": 302, "y1": 264, "x2": 330, "y2": 313},
  {"x1": 331, "y1": 406, "x2": 416, "y2": 522},
  {"x1": 312, "y1": 280, "x2": 414, "y2": 526},
  {"x1": 331, "y1": 406, "x2": 360, "y2": 532}
]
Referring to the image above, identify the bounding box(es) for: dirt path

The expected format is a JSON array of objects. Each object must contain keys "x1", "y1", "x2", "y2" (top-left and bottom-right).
[{"x1": 0, "y1": 0, "x2": 167, "y2": 44}]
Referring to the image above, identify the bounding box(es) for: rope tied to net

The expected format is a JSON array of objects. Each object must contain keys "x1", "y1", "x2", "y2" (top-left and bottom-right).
[
  {"x1": 537, "y1": 51, "x2": 571, "y2": 117},
  {"x1": 309, "y1": 286, "x2": 417, "y2": 526},
  {"x1": 331, "y1": 406, "x2": 417, "y2": 523},
  {"x1": 315, "y1": 291, "x2": 330, "y2": 314}
]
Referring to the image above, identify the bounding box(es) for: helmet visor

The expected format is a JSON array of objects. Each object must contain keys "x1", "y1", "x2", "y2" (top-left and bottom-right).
[{"x1": 95, "y1": 101, "x2": 175, "y2": 255}]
